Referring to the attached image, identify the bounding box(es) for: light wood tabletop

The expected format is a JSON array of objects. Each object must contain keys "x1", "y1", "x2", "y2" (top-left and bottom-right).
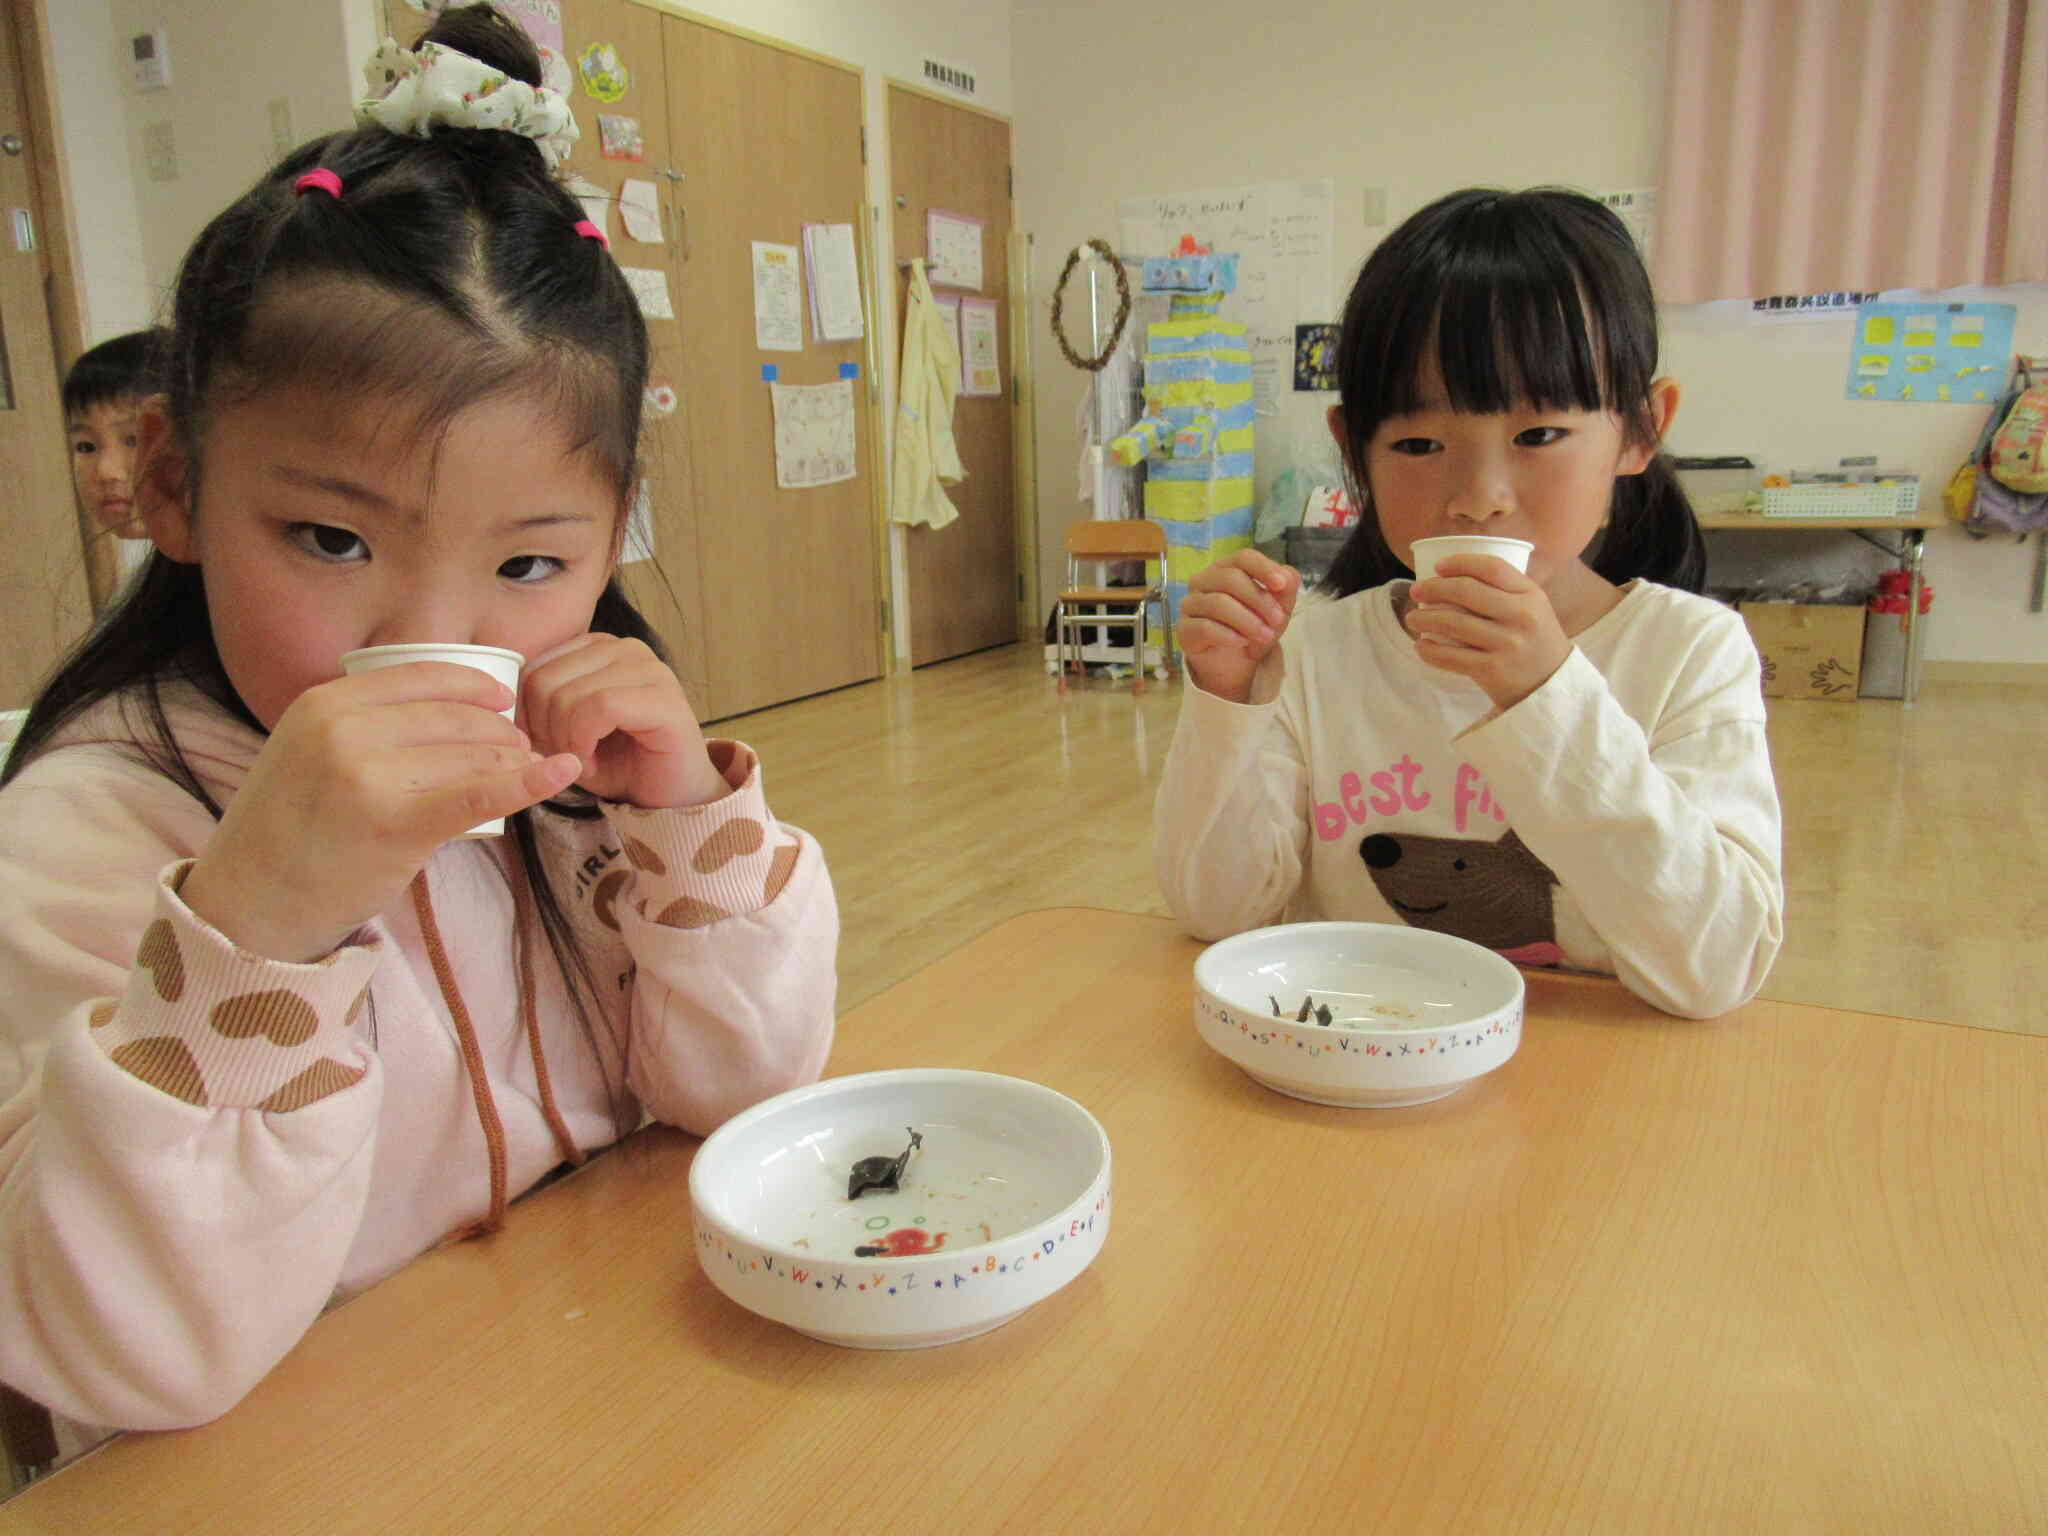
[{"x1": 6, "y1": 910, "x2": 2045, "y2": 1532}]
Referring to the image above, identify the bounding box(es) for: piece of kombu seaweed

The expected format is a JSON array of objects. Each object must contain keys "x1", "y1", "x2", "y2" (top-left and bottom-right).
[
  {"x1": 847, "y1": 1127, "x2": 923, "y2": 1199},
  {"x1": 1270, "y1": 993, "x2": 1335, "y2": 1027}
]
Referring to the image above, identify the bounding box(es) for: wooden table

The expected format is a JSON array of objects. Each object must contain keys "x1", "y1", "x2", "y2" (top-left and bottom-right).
[{"x1": 7, "y1": 910, "x2": 2045, "y2": 1531}]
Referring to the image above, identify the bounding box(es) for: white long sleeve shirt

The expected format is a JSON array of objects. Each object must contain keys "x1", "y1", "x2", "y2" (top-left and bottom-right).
[{"x1": 1154, "y1": 580, "x2": 1784, "y2": 1019}]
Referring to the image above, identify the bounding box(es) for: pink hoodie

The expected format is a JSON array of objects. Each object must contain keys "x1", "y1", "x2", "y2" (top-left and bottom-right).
[{"x1": 0, "y1": 681, "x2": 836, "y2": 1433}]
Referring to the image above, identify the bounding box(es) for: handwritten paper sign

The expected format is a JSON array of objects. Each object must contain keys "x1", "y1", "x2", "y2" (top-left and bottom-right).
[{"x1": 926, "y1": 208, "x2": 985, "y2": 291}]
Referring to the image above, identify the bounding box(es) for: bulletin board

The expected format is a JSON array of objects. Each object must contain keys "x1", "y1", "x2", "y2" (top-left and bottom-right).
[{"x1": 1846, "y1": 300, "x2": 2017, "y2": 404}]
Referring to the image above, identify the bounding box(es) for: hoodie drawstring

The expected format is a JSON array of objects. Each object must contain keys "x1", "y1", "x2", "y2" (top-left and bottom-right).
[{"x1": 410, "y1": 865, "x2": 582, "y2": 1243}]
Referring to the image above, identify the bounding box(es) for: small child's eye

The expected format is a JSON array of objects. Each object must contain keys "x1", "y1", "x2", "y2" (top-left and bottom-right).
[
  {"x1": 1387, "y1": 437, "x2": 1440, "y2": 457},
  {"x1": 1515, "y1": 426, "x2": 1569, "y2": 447},
  {"x1": 289, "y1": 523, "x2": 369, "y2": 562},
  {"x1": 71, "y1": 439, "x2": 95, "y2": 457},
  {"x1": 499, "y1": 555, "x2": 564, "y2": 583}
]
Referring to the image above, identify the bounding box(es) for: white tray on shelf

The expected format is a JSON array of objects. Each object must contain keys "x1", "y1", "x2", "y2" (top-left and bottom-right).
[{"x1": 1761, "y1": 482, "x2": 1920, "y2": 518}]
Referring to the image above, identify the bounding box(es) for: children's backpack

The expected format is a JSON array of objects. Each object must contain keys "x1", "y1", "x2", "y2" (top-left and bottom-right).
[
  {"x1": 1956, "y1": 360, "x2": 2048, "y2": 538},
  {"x1": 1988, "y1": 362, "x2": 2048, "y2": 494}
]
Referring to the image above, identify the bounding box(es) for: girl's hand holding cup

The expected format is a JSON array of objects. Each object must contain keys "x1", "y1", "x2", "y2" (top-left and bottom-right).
[
  {"x1": 1178, "y1": 549, "x2": 1302, "y2": 704},
  {"x1": 1403, "y1": 537, "x2": 1571, "y2": 711},
  {"x1": 521, "y1": 633, "x2": 728, "y2": 811},
  {"x1": 179, "y1": 660, "x2": 582, "y2": 963}
]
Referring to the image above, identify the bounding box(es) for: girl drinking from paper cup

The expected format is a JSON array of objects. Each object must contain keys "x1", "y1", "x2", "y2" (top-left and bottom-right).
[
  {"x1": 0, "y1": 3, "x2": 836, "y2": 1449},
  {"x1": 1155, "y1": 187, "x2": 1782, "y2": 1019}
]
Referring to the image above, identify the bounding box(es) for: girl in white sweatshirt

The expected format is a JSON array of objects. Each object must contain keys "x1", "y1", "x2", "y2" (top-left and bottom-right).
[{"x1": 1155, "y1": 187, "x2": 1782, "y2": 1019}]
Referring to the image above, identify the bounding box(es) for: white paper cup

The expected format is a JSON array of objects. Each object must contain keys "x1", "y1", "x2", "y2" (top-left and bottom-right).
[
  {"x1": 339, "y1": 643, "x2": 525, "y2": 838},
  {"x1": 1408, "y1": 535, "x2": 1535, "y2": 581}
]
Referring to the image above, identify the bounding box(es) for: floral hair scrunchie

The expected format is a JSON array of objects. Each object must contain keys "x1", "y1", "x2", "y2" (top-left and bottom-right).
[{"x1": 356, "y1": 38, "x2": 580, "y2": 172}]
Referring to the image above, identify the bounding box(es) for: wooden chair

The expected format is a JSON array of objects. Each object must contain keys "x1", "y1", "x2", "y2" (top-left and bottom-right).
[{"x1": 1052, "y1": 518, "x2": 1173, "y2": 695}]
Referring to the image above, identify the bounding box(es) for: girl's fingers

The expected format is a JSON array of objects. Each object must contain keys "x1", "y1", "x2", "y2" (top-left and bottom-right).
[
  {"x1": 373, "y1": 742, "x2": 543, "y2": 794},
  {"x1": 414, "y1": 751, "x2": 583, "y2": 833},
  {"x1": 550, "y1": 681, "x2": 688, "y2": 766},
  {"x1": 523, "y1": 638, "x2": 676, "y2": 752},
  {"x1": 336, "y1": 698, "x2": 529, "y2": 752},
  {"x1": 1184, "y1": 572, "x2": 1290, "y2": 634},
  {"x1": 1179, "y1": 595, "x2": 1274, "y2": 650}
]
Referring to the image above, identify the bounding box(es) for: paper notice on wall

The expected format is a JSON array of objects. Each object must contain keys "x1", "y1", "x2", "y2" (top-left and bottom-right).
[
  {"x1": 933, "y1": 294, "x2": 963, "y2": 387},
  {"x1": 770, "y1": 378, "x2": 857, "y2": 488},
  {"x1": 926, "y1": 208, "x2": 984, "y2": 291},
  {"x1": 1118, "y1": 179, "x2": 1333, "y2": 415},
  {"x1": 619, "y1": 179, "x2": 662, "y2": 243},
  {"x1": 802, "y1": 222, "x2": 866, "y2": 342},
  {"x1": 563, "y1": 173, "x2": 610, "y2": 242},
  {"x1": 959, "y1": 296, "x2": 1001, "y2": 396},
  {"x1": 752, "y1": 241, "x2": 804, "y2": 352},
  {"x1": 621, "y1": 265, "x2": 673, "y2": 320},
  {"x1": 623, "y1": 478, "x2": 656, "y2": 564}
]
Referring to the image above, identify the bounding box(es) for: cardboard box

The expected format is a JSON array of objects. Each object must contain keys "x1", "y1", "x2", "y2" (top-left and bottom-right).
[{"x1": 1738, "y1": 602, "x2": 1865, "y2": 701}]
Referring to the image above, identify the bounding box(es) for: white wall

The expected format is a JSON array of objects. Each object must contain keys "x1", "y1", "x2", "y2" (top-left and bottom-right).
[
  {"x1": 44, "y1": 2, "x2": 153, "y2": 341},
  {"x1": 1012, "y1": 0, "x2": 2048, "y2": 667},
  {"x1": 108, "y1": 0, "x2": 365, "y2": 301},
  {"x1": 50, "y1": 1, "x2": 375, "y2": 341}
]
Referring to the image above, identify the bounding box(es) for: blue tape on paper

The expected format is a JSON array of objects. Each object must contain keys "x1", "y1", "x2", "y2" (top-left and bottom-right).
[
  {"x1": 761, "y1": 364, "x2": 778, "y2": 382},
  {"x1": 838, "y1": 362, "x2": 859, "y2": 379}
]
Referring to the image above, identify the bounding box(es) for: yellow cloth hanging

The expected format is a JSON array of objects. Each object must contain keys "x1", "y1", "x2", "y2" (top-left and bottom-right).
[{"x1": 889, "y1": 258, "x2": 966, "y2": 529}]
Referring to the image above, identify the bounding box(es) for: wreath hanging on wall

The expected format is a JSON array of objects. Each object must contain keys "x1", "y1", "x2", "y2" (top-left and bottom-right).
[{"x1": 1050, "y1": 238, "x2": 1132, "y2": 372}]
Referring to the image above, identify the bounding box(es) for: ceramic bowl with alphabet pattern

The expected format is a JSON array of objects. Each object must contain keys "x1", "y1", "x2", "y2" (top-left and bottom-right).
[
  {"x1": 690, "y1": 1069, "x2": 1111, "y2": 1348},
  {"x1": 1194, "y1": 922, "x2": 1525, "y2": 1107}
]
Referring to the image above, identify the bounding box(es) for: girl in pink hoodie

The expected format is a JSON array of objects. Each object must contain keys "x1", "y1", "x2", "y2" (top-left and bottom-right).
[{"x1": 0, "y1": 4, "x2": 836, "y2": 1453}]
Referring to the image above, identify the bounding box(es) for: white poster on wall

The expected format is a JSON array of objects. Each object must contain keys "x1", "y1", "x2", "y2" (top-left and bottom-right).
[
  {"x1": 926, "y1": 208, "x2": 985, "y2": 291},
  {"x1": 960, "y1": 296, "x2": 1001, "y2": 396},
  {"x1": 769, "y1": 379, "x2": 857, "y2": 489},
  {"x1": 751, "y1": 241, "x2": 804, "y2": 352},
  {"x1": 1117, "y1": 179, "x2": 1334, "y2": 417}
]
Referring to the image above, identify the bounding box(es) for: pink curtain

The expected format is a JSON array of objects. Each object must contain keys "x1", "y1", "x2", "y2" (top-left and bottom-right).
[{"x1": 1656, "y1": 0, "x2": 2045, "y2": 302}]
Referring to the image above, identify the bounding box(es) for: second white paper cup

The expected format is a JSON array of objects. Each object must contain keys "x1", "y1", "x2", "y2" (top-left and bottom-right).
[
  {"x1": 339, "y1": 643, "x2": 525, "y2": 838},
  {"x1": 1408, "y1": 535, "x2": 1535, "y2": 581}
]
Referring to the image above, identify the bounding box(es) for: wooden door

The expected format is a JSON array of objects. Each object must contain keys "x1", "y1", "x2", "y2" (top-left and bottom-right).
[
  {"x1": 547, "y1": 0, "x2": 712, "y2": 713},
  {"x1": 0, "y1": 0, "x2": 93, "y2": 710},
  {"x1": 661, "y1": 17, "x2": 881, "y2": 721},
  {"x1": 888, "y1": 84, "x2": 1016, "y2": 668}
]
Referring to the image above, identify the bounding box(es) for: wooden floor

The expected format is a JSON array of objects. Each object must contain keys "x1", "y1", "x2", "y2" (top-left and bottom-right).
[{"x1": 726, "y1": 644, "x2": 2046, "y2": 1034}]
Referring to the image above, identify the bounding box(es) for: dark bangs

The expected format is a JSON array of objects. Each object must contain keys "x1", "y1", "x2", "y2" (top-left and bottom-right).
[
  {"x1": 1340, "y1": 188, "x2": 1657, "y2": 443},
  {"x1": 1322, "y1": 187, "x2": 1701, "y2": 598}
]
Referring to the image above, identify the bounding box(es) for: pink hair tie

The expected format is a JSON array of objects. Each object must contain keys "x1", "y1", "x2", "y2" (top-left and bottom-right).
[
  {"x1": 573, "y1": 219, "x2": 609, "y2": 249},
  {"x1": 295, "y1": 169, "x2": 344, "y2": 199}
]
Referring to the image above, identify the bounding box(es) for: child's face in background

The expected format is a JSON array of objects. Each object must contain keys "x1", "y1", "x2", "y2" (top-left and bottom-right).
[
  {"x1": 146, "y1": 387, "x2": 622, "y2": 733},
  {"x1": 70, "y1": 398, "x2": 145, "y2": 537},
  {"x1": 1356, "y1": 359, "x2": 1669, "y2": 594}
]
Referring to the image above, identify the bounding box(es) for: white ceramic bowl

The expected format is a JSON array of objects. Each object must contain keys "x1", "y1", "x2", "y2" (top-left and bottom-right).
[
  {"x1": 690, "y1": 1069, "x2": 1111, "y2": 1348},
  {"x1": 1193, "y1": 922, "x2": 1525, "y2": 1107}
]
